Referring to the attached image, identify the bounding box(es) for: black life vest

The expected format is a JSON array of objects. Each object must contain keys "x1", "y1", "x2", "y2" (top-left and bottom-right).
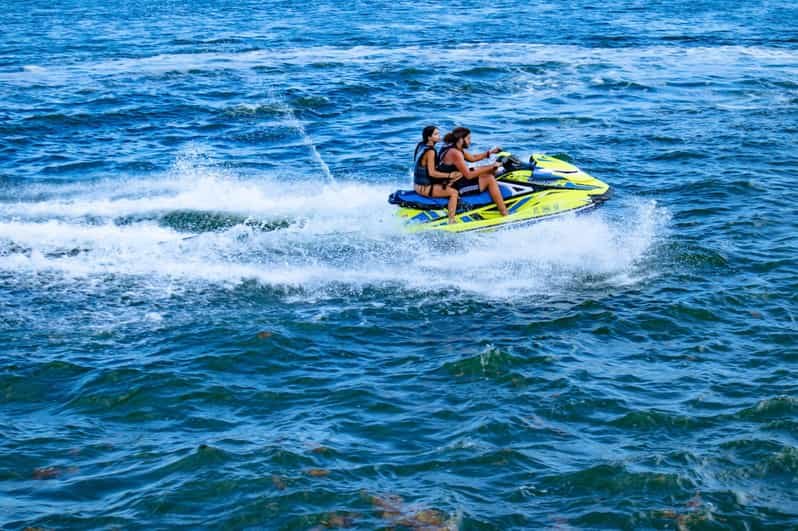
[
  {"x1": 413, "y1": 145, "x2": 447, "y2": 187},
  {"x1": 436, "y1": 144, "x2": 459, "y2": 174}
]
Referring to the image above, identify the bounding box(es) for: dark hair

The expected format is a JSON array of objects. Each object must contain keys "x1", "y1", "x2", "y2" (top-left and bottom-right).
[
  {"x1": 443, "y1": 127, "x2": 471, "y2": 146},
  {"x1": 413, "y1": 125, "x2": 438, "y2": 160}
]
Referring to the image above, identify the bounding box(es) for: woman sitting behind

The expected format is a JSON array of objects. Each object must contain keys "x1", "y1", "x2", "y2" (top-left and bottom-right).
[
  {"x1": 413, "y1": 125, "x2": 462, "y2": 224},
  {"x1": 437, "y1": 127, "x2": 509, "y2": 216}
]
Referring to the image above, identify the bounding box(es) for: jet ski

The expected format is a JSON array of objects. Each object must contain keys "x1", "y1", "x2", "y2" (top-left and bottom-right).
[{"x1": 388, "y1": 152, "x2": 611, "y2": 233}]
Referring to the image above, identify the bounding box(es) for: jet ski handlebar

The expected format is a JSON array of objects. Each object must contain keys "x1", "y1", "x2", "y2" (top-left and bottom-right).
[{"x1": 495, "y1": 151, "x2": 534, "y2": 171}]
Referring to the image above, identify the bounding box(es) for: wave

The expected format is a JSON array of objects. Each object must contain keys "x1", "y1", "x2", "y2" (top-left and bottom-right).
[
  {"x1": 3, "y1": 44, "x2": 796, "y2": 85},
  {"x1": 539, "y1": 463, "x2": 695, "y2": 495}
]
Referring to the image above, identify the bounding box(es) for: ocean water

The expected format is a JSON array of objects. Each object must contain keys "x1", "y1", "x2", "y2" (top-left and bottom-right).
[{"x1": 1, "y1": 1, "x2": 797, "y2": 529}]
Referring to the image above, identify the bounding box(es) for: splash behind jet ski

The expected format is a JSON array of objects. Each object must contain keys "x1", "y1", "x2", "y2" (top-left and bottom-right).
[{"x1": 388, "y1": 152, "x2": 611, "y2": 233}]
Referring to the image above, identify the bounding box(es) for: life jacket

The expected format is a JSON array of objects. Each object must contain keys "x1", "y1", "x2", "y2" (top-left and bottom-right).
[
  {"x1": 436, "y1": 144, "x2": 459, "y2": 174},
  {"x1": 413, "y1": 144, "x2": 448, "y2": 187}
]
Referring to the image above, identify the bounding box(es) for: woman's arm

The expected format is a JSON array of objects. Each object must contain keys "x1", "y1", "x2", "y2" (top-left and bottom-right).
[
  {"x1": 424, "y1": 151, "x2": 460, "y2": 180},
  {"x1": 463, "y1": 146, "x2": 500, "y2": 163},
  {"x1": 450, "y1": 150, "x2": 497, "y2": 178},
  {"x1": 463, "y1": 150, "x2": 491, "y2": 163}
]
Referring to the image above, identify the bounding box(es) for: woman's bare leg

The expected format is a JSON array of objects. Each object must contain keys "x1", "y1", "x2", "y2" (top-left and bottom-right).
[
  {"x1": 446, "y1": 189, "x2": 458, "y2": 223},
  {"x1": 418, "y1": 185, "x2": 459, "y2": 223},
  {"x1": 479, "y1": 175, "x2": 509, "y2": 216}
]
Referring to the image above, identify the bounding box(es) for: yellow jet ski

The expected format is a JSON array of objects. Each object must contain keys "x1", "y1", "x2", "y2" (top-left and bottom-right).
[{"x1": 388, "y1": 152, "x2": 611, "y2": 233}]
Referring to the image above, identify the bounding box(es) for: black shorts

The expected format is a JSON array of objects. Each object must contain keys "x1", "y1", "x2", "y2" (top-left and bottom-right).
[{"x1": 452, "y1": 177, "x2": 480, "y2": 194}]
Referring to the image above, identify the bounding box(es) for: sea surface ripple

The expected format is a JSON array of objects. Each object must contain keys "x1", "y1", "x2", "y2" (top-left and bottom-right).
[{"x1": 1, "y1": 1, "x2": 797, "y2": 529}]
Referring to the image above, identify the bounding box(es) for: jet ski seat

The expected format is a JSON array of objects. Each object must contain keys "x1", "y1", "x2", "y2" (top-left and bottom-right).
[{"x1": 388, "y1": 185, "x2": 514, "y2": 211}]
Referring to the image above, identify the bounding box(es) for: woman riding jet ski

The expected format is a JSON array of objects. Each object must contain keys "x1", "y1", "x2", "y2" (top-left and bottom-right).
[
  {"x1": 389, "y1": 149, "x2": 612, "y2": 234},
  {"x1": 435, "y1": 127, "x2": 509, "y2": 217}
]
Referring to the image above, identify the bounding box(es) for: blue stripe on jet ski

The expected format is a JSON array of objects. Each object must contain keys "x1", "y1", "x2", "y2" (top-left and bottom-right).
[{"x1": 509, "y1": 196, "x2": 531, "y2": 214}]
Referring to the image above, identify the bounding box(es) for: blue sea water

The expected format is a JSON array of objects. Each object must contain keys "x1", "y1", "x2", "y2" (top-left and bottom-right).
[{"x1": 1, "y1": 0, "x2": 797, "y2": 528}]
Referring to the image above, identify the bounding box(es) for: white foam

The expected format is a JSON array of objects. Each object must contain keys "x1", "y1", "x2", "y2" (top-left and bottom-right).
[
  {"x1": 22, "y1": 65, "x2": 47, "y2": 73},
  {"x1": 0, "y1": 219, "x2": 178, "y2": 248},
  {"x1": 144, "y1": 312, "x2": 164, "y2": 322},
  {"x1": 1, "y1": 155, "x2": 668, "y2": 301},
  {"x1": 404, "y1": 200, "x2": 666, "y2": 298},
  {"x1": 5, "y1": 174, "x2": 393, "y2": 222},
  {"x1": 2, "y1": 44, "x2": 795, "y2": 84}
]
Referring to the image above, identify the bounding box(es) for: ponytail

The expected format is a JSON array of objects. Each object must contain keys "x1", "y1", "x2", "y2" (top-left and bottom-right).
[{"x1": 443, "y1": 127, "x2": 470, "y2": 147}]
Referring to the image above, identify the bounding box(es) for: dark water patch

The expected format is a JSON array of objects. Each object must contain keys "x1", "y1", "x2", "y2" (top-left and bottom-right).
[
  {"x1": 1, "y1": 360, "x2": 92, "y2": 406},
  {"x1": 331, "y1": 83, "x2": 383, "y2": 100},
  {"x1": 736, "y1": 396, "x2": 798, "y2": 421},
  {"x1": 735, "y1": 77, "x2": 798, "y2": 90},
  {"x1": 650, "y1": 149, "x2": 710, "y2": 162},
  {"x1": 22, "y1": 112, "x2": 91, "y2": 127},
  {"x1": 306, "y1": 61, "x2": 350, "y2": 70},
  {"x1": 213, "y1": 489, "x2": 381, "y2": 530},
  {"x1": 455, "y1": 66, "x2": 508, "y2": 78},
  {"x1": 16, "y1": 105, "x2": 217, "y2": 140},
  {"x1": 745, "y1": 257, "x2": 798, "y2": 276},
  {"x1": 395, "y1": 66, "x2": 433, "y2": 77},
  {"x1": 627, "y1": 314, "x2": 695, "y2": 339},
  {"x1": 219, "y1": 102, "x2": 285, "y2": 118},
  {"x1": 539, "y1": 463, "x2": 695, "y2": 497},
  {"x1": 112, "y1": 160, "x2": 163, "y2": 173},
  {"x1": 519, "y1": 115, "x2": 605, "y2": 128},
  {"x1": 178, "y1": 414, "x2": 240, "y2": 433},
  {"x1": 592, "y1": 79, "x2": 655, "y2": 92},
  {"x1": 195, "y1": 89, "x2": 244, "y2": 100},
  {"x1": 227, "y1": 126, "x2": 297, "y2": 144},
  {"x1": 609, "y1": 409, "x2": 710, "y2": 432},
  {"x1": 762, "y1": 419, "x2": 798, "y2": 436},
  {"x1": 171, "y1": 381, "x2": 256, "y2": 410},
  {"x1": 164, "y1": 443, "x2": 235, "y2": 473},
  {"x1": 286, "y1": 92, "x2": 333, "y2": 112},
  {"x1": 538, "y1": 390, "x2": 629, "y2": 425},
  {"x1": 41, "y1": 160, "x2": 107, "y2": 175},
  {"x1": 539, "y1": 96, "x2": 568, "y2": 105},
  {"x1": 171, "y1": 37, "x2": 246, "y2": 46},
  {"x1": 8, "y1": 515, "x2": 134, "y2": 531},
  {"x1": 517, "y1": 61, "x2": 570, "y2": 75},
  {"x1": 666, "y1": 300, "x2": 729, "y2": 324},
  {"x1": 715, "y1": 439, "x2": 798, "y2": 494},
  {"x1": 60, "y1": 368, "x2": 202, "y2": 419},
  {"x1": 587, "y1": 35, "x2": 643, "y2": 48},
  {"x1": 437, "y1": 347, "x2": 531, "y2": 380},
  {"x1": 661, "y1": 34, "x2": 715, "y2": 44}
]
